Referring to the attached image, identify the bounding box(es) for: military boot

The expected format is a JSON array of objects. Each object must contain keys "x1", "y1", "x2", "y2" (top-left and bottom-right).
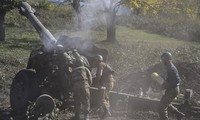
[
  {"x1": 101, "y1": 106, "x2": 111, "y2": 119},
  {"x1": 71, "y1": 114, "x2": 80, "y2": 120},
  {"x1": 176, "y1": 112, "x2": 185, "y2": 120},
  {"x1": 84, "y1": 113, "x2": 89, "y2": 120}
]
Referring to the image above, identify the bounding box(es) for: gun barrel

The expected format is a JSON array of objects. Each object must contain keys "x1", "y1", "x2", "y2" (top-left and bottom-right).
[{"x1": 19, "y1": 2, "x2": 57, "y2": 50}]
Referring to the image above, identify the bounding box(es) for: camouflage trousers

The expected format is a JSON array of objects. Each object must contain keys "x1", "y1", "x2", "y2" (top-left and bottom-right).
[
  {"x1": 100, "y1": 81, "x2": 114, "y2": 108},
  {"x1": 73, "y1": 85, "x2": 90, "y2": 116},
  {"x1": 158, "y1": 86, "x2": 180, "y2": 120}
]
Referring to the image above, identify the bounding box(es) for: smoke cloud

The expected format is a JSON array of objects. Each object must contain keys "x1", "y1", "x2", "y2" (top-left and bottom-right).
[
  {"x1": 79, "y1": 0, "x2": 107, "y2": 37},
  {"x1": 50, "y1": 0, "x2": 130, "y2": 52}
]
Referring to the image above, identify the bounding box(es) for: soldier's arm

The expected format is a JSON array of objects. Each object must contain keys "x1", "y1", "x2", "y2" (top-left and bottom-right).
[
  {"x1": 63, "y1": 52, "x2": 73, "y2": 66},
  {"x1": 96, "y1": 64, "x2": 103, "y2": 85},
  {"x1": 82, "y1": 56, "x2": 90, "y2": 68},
  {"x1": 86, "y1": 68, "x2": 92, "y2": 86}
]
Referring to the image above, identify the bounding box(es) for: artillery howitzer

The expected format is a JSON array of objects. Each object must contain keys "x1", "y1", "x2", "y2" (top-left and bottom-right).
[{"x1": 8, "y1": 2, "x2": 108, "y2": 120}]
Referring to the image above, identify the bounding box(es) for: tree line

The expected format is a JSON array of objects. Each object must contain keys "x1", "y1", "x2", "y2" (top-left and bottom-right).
[{"x1": 1, "y1": 0, "x2": 200, "y2": 42}]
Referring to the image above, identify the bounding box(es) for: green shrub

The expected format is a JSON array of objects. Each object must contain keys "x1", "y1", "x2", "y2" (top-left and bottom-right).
[
  {"x1": 33, "y1": 0, "x2": 54, "y2": 10},
  {"x1": 5, "y1": 4, "x2": 74, "y2": 30}
]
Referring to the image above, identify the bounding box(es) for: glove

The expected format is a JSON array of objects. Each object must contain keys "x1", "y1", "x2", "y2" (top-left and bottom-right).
[{"x1": 98, "y1": 86, "x2": 106, "y2": 90}]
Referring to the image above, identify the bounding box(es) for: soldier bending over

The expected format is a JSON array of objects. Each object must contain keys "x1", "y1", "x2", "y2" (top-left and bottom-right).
[{"x1": 71, "y1": 59, "x2": 92, "y2": 120}]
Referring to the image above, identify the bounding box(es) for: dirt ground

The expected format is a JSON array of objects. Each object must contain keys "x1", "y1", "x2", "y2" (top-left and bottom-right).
[
  {"x1": 57, "y1": 110, "x2": 200, "y2": 120},
  {"x1": 1, "y1": 61, "x2": 200, "y2": 120},
  {"x1": 56, "y1": 110, "x2": 159, "y2": 120}
]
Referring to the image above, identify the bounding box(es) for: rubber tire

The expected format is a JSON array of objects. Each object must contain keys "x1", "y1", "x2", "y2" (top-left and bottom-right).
[{"x1": 10, "y1": 69, "x2": 40, "y2": 119}]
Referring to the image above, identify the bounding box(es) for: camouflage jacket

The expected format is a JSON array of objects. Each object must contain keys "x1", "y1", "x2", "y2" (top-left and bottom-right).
[
  {"x1": 71, "y1": 66, "x2": 92, "y2": 86},
  {"x1": 96, "y1": 62, "x2": 115, "y2": 85}
]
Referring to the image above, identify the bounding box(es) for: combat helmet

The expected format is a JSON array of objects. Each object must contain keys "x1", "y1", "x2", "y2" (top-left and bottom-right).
[
  {"x1": 94, "y1": 55, "x2": 103, "y2": 62},
  {"x1": 74, "y1": 59, "x2": 84, "y2": 68},
  {"x1": 161, "y1": 52, "x2": 172, "y2": 61}
]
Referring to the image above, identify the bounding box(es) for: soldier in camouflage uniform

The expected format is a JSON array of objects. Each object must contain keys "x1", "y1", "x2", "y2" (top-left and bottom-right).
[
  {"x1": 71, "y1": 59, "x2": 92, "y2": 120},
  {"x1": 93, "y1": 55, "x2": 115, "y2": 119},
  {"x1": 71, "y1": 49, "x2": 90, "y2": 68},
  {"x1": 159, "y1": 52, "x2": 185, "y2": 120}
]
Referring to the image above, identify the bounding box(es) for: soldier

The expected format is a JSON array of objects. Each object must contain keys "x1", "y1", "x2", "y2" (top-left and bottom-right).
[
  {"x1": 93, "y1": 55, "x2": 115, "y2": 119},
  {"x1": 72, "y1": 49, "x2": 90, "y2": 68},
  {"x1": 158, "y1": 52, "x2": 185, "y2": 120},
  {"x1": 71, "y1": 59, "x2": 92, "y2": 120},
  {"x1": 56, "y1": 45, "x2": 74, "y2": 101}
]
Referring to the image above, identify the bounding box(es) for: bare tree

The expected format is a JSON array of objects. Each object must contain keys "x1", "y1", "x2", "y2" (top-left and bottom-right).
[
  {"x1": 72, "y1": 0, "x2": 82, "y2": 29},
  {"x1": 0, "y1": 0, "x2": 21, "y2": 41},
  {"x1": 102, "y1": 0, "x2": 121, "y2": 42},
  {"x1": 0, "y1": 10, "x2": 6, "y2": 41},
  {"x1": 197, "y1": 0, "x2": 200, "y2": 18},
  {"x1": 61, "y1": 0, "x2": 82, "y2": 29}
]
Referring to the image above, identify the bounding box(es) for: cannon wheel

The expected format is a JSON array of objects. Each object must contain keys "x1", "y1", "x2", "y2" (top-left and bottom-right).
[{"x1": 10, "y1": 69, "x2": 40, "y2": 119}]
